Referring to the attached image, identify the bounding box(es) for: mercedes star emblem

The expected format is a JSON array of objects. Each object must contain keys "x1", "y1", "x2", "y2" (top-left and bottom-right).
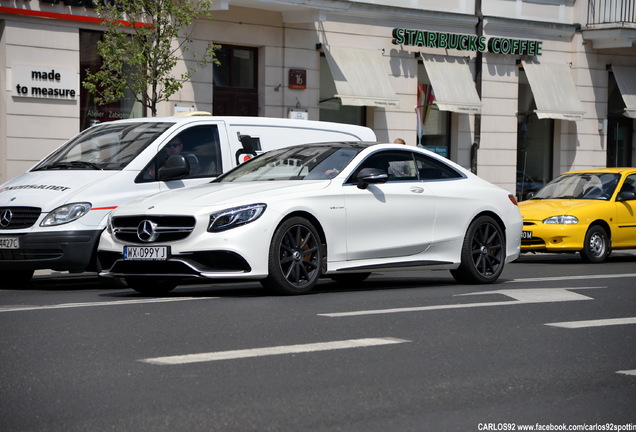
[
  {"x1": 0, "y1": 209, "x2": 13, "y2": 228},
  {"x1": 137, "y1": 219, "x2": 159, "y2": 243}
]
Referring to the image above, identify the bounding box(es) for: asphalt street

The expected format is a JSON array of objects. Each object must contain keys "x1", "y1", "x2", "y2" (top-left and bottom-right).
[{"x1": 1, "y1": 251, "x2": 635, "y2": 432}]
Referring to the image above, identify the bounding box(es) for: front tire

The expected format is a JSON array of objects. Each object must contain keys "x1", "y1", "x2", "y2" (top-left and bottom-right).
[
  {"x1": 261, "y1": 217, "x2": 323, "y2": 295},
  {"x1": 451, "y1": 215, "x2": 505, "y2": 284},
  {"x1": 580, "y1": 225, "x2": 610, "y2": 263}
]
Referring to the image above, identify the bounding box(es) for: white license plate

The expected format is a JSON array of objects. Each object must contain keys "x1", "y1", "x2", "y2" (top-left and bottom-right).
[
  {"x1": 0, "y1": 237, "x2": 19, "y2": 249},
  {"x1": 124, "y1": 245, "x2": 169, "y2": 260},
  {"x1": 521, "y1": 231, "x2": 533, "y2": 240}
]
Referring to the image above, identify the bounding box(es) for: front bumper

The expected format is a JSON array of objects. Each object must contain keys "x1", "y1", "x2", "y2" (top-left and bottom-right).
[
  {"x1": 0, "y1": 230, "x2": 102, "y2": 272},
  {"x1": 521, "y1": 222, "x2": 586, "y2": 252}
]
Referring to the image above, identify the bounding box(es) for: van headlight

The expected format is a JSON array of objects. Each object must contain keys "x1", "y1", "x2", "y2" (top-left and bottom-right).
[
  {"x1": 208, "y1": 204, "x2": 266, "y2": 232},
  {"x1": 41, "y1": 203, "x2": 92, "y2": 226},
  {"x1": 543, "y1": 215, "x2": 578, "y2": 225}
]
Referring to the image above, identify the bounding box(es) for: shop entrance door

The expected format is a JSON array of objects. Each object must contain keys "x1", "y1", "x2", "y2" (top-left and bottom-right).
[{"x1": 213, "y1": 45, "x2": 258, "y2": 116}]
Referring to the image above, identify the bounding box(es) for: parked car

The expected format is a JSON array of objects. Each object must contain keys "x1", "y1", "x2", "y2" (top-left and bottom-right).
[
  {"x1": 519, "y1": 167, "x2": 636, "y2": 262},
  {"x1": 98, "y1": 142, "x2": 522, "y2": 295},
  {"x1": 0, "y1": 116, "x2": 375, "y2": 286},
  {"x1": 516, "y1": 171, "x2": 544, "y2": 201}
]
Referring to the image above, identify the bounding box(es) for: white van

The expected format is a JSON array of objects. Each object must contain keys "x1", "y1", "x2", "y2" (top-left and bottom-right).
[{"x1": 0, "y1": 116, "x2": 376, "y2": 285}]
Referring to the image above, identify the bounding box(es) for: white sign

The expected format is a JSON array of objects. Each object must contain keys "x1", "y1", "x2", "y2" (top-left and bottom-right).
[{"x1": 12, "y1": 65, "x2": 78, "y2": 100}]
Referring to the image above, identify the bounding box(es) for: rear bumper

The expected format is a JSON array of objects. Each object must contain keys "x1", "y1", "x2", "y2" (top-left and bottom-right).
[{"x1": 0, "y1": 230, "x2": 102, "y2": 272}]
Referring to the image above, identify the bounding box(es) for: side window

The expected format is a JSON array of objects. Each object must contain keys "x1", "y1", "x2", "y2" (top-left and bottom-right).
[
  {"x1": 414, "y1": 153, "x2": 463, "y2": 180},
  {"x1": 139, "y1": 125, "x2": 222, "y2": 182},
  {"x1": 620, "y1": 174, "x2": 636, "y2": 197},
  {"x1": 348, "y1": 151, "x2": 417, "y2": 183}
]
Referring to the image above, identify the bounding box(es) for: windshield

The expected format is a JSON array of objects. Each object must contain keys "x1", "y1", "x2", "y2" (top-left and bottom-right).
[
  {"x1": 219, "y1": 144, "x2": 366, "y2": 182},
  {"x1": 33, "y1": 122, "x2": 174, "y2": 171},
  {"x1": 532, "y1": 172, "x2": 620, "y2": 201}
]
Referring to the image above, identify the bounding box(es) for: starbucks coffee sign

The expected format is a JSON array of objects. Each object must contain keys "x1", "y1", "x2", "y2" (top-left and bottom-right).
[{"x1": 392, "y1": 28, "x2": 543, "y2": 56}]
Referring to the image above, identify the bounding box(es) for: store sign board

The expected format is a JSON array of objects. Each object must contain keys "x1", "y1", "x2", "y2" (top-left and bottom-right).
[
  {"x1": 392, "y1": 28, "x2": 543, "y2": 56},
  {"x1": 12, "y1": 65, "x2": 78, "y2": 100}
]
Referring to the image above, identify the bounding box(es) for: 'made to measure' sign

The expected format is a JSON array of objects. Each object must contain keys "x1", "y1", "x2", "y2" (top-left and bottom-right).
[
  {"x1": 12, "y1": 65, "x2": 78, "y2": 100},
  {"x1": 392, "y1": 28, "x2": 543, "y2": 56}
]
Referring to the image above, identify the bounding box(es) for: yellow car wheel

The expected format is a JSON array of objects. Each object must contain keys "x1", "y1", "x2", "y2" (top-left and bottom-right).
[{"x1": 580, "y1": 225, "x2": 610, "y2": 263}]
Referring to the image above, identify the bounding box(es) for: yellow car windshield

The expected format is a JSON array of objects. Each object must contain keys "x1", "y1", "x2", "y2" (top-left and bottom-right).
[{"x1": 532, "y1": 173, "x2": 620, "y2": 201}]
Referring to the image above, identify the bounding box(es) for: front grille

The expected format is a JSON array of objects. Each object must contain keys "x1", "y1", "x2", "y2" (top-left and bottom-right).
[
  {"x1": 0, "y1": 207, "x2": 42, "y2": 229},
  {"x1": 111, "y1": 215, "x2": 196, "y2": 244}
]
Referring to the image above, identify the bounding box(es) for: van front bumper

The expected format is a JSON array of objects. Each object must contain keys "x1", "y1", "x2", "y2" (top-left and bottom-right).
[{"x1": 0, "y1": 230, "x2": 103, "y2": 272}]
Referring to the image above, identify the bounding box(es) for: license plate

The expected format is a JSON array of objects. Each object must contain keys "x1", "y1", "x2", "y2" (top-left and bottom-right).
[
  {"x1": 0, "y1": 237, "x2": 19, "y2": 249},
  {"x1": 124, "y1": 245, "x2": 169, "y2": 260},
  {"x1": 521, "y1": 231, "x2": 533, "y2": 240}
]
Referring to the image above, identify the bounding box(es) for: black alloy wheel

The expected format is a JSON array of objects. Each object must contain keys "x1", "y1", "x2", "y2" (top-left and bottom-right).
[
  {"x1": 451, "y1": 215, "x2": 505, "y2": 284},
  {"x1": 262, "y1": 217, "x2": 323, "y2": 295}
]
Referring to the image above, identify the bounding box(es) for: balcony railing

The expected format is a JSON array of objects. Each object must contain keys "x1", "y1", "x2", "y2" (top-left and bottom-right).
[{"x1": 588, "y1": 0, "x2": 636, "y2": 25}]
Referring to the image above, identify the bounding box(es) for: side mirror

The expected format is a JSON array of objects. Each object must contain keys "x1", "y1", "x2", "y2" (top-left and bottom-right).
[
  {"x1": 617, "y1": 190, "x2": 636, "y2": 202},
  {"x1": 158, "y1": 155, "x2": 190, "y2": 181},
  {"x1": 356, "y1": 167, "x2": 388, "y2": 189}
]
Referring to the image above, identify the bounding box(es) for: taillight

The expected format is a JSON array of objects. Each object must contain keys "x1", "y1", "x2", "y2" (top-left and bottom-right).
[{"x1": 508, "y1": 194, "x2": 518, "y2": 206}]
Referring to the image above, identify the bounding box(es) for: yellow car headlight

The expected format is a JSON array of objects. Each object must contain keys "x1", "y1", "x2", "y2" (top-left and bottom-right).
[{"x1": 543, "y1": 215, "x2": 578, "y2": 225}]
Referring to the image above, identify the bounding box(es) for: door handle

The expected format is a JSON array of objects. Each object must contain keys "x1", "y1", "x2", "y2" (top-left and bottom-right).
[{"x1": 410, "y1": 187, "x2": 424, "y2": 194}]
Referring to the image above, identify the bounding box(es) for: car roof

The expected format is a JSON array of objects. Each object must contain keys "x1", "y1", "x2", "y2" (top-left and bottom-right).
[{"x1": 563, "y1": 167, "x2": 636, "y2": 175}]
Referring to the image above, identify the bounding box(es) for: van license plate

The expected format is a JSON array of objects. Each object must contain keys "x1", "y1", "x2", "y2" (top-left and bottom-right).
[
  {"x1": 124, "y1": 246, "x2": 169, "y2": 260},
  {"x1": 521, "y1": 231, "x2": 533, "y2": 240},
  {"x1": 0, "y1": 237, "x2": 19, "y2": 249}
]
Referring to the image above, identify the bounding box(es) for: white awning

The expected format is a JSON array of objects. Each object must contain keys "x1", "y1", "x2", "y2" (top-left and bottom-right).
[
  {"x1": 421, "y1": 54, "x2": 482, "y2": 114},
  {"x1": 322, "y1": 46, "x2": 399, "y2": 108},
  {"x1": 522, "y1": 61, "x2": 585, "y2": 121},
  {"x1": 612, "y1": 66, "x2": 636, "y2": 119}
]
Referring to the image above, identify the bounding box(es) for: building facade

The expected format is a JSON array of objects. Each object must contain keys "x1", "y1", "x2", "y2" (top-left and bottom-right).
[{"x1": 1, "y1": 0, "x2": 635, "y2": 196}]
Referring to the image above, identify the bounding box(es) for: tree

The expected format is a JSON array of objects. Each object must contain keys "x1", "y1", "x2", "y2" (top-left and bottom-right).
[{"x1": 83, "y1": 0, "x2": 219, "y2": 117}]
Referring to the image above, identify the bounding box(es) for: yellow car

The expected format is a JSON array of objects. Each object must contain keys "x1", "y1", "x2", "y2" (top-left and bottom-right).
[{"x1": 519, "y1": 167, "x2": 636, "y2": 263}]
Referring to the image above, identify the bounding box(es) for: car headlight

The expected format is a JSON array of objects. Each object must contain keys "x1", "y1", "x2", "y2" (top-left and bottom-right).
[
  {"x1": 208, "y1": 204, "x2": 267, "y2": 232},
  {"x1": 543, "y1": 215, "x2": 578, "y2": 225},
  {"x1": 41, "y1": 203, "x2": 92, "y2": 226}
]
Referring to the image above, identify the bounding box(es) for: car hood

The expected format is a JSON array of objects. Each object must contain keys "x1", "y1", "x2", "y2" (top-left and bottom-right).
[
  {"x1": 519, "y1": 199, "x2": 598, "y2": 219},
  {"x1": 117, "y1": 180, "x2": 331, "y2": 214},
  {"x1": 0, "y1": 170, "x2": 119, "y2": 209}
]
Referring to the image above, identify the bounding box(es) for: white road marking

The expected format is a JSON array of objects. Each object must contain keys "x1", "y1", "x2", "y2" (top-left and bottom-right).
[
  {"x1": 616, "y1": 370, "x2": 636, "y2": 377},
  {"x1": 0, "y1": 297, "x2": 216, "y2": 313},
  {"x1": 140, "y1": 337, "x2": 410, "y2": 365},
  {"x1": 319, "y1": 287, "x2": 602, "y2": 318},
  {"x1": 505, "y1": 273, "x2": 636, "y2": 283},
  {"x1": 546, "y1": 317, "x2": 636, "y2": 329}
]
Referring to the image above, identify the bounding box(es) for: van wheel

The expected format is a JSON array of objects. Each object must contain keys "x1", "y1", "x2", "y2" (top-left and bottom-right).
[
  {"x1": 580, "y1": 225, "x2": 610, "y2": 263},
  {"x1": 1, "y1": 270, "x2": 34, "y2": 288},
  {"x1": 123, "y1": 277, "x2": 177, "y2": 295},
  {"x1": 451, "y1": 216, "x2": 505, "y2": 284},
  {"x1": 261, "y1": 217, "x2": 323, "y2": 295}
]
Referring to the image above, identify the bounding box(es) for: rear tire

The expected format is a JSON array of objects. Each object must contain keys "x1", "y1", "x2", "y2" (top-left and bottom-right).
[
  {"x1": 451, "y1": 215, "x2": 505, "y2": 284},
  {"x1": 261, "y1": 217, "x2": 323, "y2": 295},
  {"x1": 580, "y1": 225, "x2": 610, "y2": 263}
]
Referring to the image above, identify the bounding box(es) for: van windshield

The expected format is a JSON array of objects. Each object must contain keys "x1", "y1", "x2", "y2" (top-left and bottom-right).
[{"x1": 33, "y1": 122, "x2": 174, "y2": 171}]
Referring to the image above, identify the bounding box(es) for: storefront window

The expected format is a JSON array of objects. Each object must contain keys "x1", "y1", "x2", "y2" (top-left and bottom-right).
[
  {"x1": 213, "y1": 45, "x2": 258, "y2": 116},
  {"x1": 79, "y1": 30, "x2": 144, "y2": 130},
  {"x1": 517, "y1": 70, "x2": 553, "y2": 201},
  {"x1": 319, "y1": 55, "x2": 366, "y2": 126},
  {"x1": 607, "y1": 72, "x2": 633, "y2": 167},
  {"x1": 417, "y1": 63, "x2": 450, "y2": 157}
]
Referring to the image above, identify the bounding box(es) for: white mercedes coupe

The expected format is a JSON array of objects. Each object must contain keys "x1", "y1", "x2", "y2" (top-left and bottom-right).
[{"x1": 98, "y1": 142, "x2": 522, "y2": 295}]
